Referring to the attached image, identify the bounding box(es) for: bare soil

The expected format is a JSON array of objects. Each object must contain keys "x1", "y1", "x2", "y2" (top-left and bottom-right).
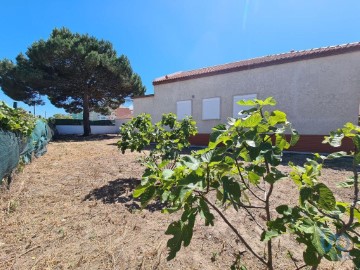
[{"x1": 0, "y1": 135, "x2": 356, "y2": 270}]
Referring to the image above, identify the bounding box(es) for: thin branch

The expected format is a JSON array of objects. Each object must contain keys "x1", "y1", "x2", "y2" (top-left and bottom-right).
[
  {"x1": 255, "y1": 183, "x2": 265, "y2": 192},
  {"x1": 287, "y1": 251, "x2": 299, "y2": 269},
  {"x1": 264, "y1": 159, "x2": 274, "y2": 270},
  {"x1": 350, "y1": 228, "x2": 360, "y2": 238},
  {"x1": 236, "y1": 202, "x2": 266, "y2": 209},
  {"x1": 195, "y1": 190, "x2": 264, "y2": 209},
  {"x1": 206, "y1": 166, "x2": 210, "y2": 193},
  {"x1": 243, "y1": 207, "x2": 265, "y2": 231},
  {"x1": 338, "y1": 153, "x2": 359, "y2": 235},
  {"x1": 235, "y1": 159, "x2": 266, "y2": 203},
  {"x1": 308, "y1": 201, "x2": 346, "y2": 227},
  {"x1": 201, "y1": 195, "x2": 267, "y2": 266}
]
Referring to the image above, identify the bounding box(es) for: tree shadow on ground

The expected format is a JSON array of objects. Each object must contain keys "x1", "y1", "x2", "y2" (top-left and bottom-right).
[
  {"x1": 83, "y1": 178, "x2": 166, "y2": 212},
  {"x1": 54, "y1": 134, "x2": 119, "y2": 143},
  {"x1": 281, "y1": 152, "x2": 355, "y2": 171}
]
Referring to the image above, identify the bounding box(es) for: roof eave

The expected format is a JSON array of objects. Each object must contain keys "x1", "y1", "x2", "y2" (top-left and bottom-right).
[{"x1": 153, "y1": 44, "x2": 360, "y2": 86}]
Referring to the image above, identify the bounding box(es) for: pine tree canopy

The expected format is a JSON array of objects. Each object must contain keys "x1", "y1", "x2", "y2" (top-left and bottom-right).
[{"x1": 0, "y1": 27, "x2": 146, "y2": 135}]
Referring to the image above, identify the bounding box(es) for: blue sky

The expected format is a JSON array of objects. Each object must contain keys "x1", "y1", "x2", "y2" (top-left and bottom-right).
[{"x1": 1, "y1": 0, "x2": 359, "y2": 117}]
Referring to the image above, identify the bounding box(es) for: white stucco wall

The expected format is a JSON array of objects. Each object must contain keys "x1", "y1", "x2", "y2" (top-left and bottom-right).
[
  {"x1": 56, "y1": 119, "x2": 130, "y2": 135},
  {"x1": 135, "y1": 51, "x2": 360, "y2": 135}
]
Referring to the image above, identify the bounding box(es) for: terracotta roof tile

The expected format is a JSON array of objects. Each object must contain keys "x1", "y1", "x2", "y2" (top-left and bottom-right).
[
  {"x1": 115, "y1": 107, "x2": 133, "y2": 119},
  {"x1": 153, "y1": 42, "x2": 360, "y2": 85}
]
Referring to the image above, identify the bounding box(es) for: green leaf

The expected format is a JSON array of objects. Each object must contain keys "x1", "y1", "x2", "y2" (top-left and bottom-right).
[
  {"x1": 212, "y1": 124, "x2": 227, "y2": 131},
  {"x1": 337, "y1": 178, "x2": 354, "y2": 188},
  {"x1": 314, "y1": 183, "x2": 336, "y2": 211},
  {"x1": 165, "y1": 211, "x2": 196, "y2": 260},
  {"x1": 133, "y1": 183, "x2": 151, "y2": 198},
  {"x1": 303, "y1": 245, "x2": 320, "y2": 266},
  {"x1": 181, "y1": 155, "x2": 200, "y2": 170},
  {"x1": 290, "y1": 127, "x2": 300, "y2": 146},
  {"x1": 353, "y1": 134, "x2": 360, "y2": 150},
  {"x1": 311, "y1": 225, "x2": 335, "y2": 256},
  {"x1": 326, "y1": 151, "x2": 348, "y2": 160},
  {"x1": 299, "y1": 187, "x2": 312, "y2": 206},
  {"x1": 162, "y1": 169, "x2": 174, "y2": 180},
  {"x1": 237, "y1": 99, "x2": 257, "y2": 106},
  {"x1": 264, "y1": 168, "x2": 286, "y2": 184},
  {"x1": 350, "y1": 249, "x2": 360, "y2": 269},
  {"x1": 355, "y1": 151, "x2": 360, "y2": 166},
  {"x1": 268, "y1": 110, "x2": 287, "y2": 126},
  {"x1": 140, "y1": 186, "x2": 156, "y2": 206},
  {"x1": 261, "y1": 230, "x2": 280, "y2": 242},
  {"x1": 256, "y1": 97, "x2": 276, "y2": 106},
  {"x1": 165, "y1": 221, "x2": 185, "y2": 260},
  {"x1": 237, "y1": 112, "x2": 262, "y2": 128},
  {"x1": 222, "y1": 176, "x2": 241, "y2": 206},
  {"x1": 323, "y1": 132, "x2": 344, "y2": 147},
  {"x1": 199, "y1": 198, "x2": 215, "y2": 226},
  {"x1": 248, "y1": 171, "x2": 260, "y2": 185},
  {"x1": 275, "y1": 134, "x2": 290, "y2": 150},
  {"x1": 276, "y1": 205, "x2": 292, "y2": 216}
]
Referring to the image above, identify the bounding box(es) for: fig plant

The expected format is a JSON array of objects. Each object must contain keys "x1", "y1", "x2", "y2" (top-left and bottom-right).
[{"x1": 118, "y1": 97, "x2": 360, "y2": 269}]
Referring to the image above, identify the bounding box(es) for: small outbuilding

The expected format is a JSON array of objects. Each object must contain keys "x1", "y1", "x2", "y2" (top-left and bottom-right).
[{"x1": 134, "y1": 42, "x2": 360, "y2": 152}]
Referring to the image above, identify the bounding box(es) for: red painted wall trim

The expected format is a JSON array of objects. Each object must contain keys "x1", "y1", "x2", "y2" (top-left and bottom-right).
[{"x1": 189, "y1": 134, "x2": 354, "y2": 153}]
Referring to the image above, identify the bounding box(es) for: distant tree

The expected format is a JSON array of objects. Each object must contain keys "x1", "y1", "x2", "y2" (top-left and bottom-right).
[
  {"x1": 0, "y1": 57, "x2": 44, "y2": 106},
  {"x1": 53, "y1": 113, "x2": 72, "y2": 119},
  {"x1": 0, "y1": 27, "x2": 145, "y2": 136}
]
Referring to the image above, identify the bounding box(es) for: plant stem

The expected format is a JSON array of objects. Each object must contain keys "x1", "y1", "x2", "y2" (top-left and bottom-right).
[
  {"x1": 338, "y1": 149, "x2": 359, "y2": 235},
  {"x1": 201, "y1": 195, "x2": 267, "y2": 266},
  {"x1": 264, "y1": 159, "x2": 274, "y2": 270},
  {"x1": 265, "y1": 183, "x2": 274, "y2": 270},
  {"x1": 235, "y1": 159, "x2": 266, "y2": 203},
  {"x1": 243, "y1": 206, "x2": 265, "y2": 231}
]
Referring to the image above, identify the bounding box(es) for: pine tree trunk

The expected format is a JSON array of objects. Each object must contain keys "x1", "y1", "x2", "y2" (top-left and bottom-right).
[{"x1": 83, "y1": 92, "x2": 91, "y2": 136}]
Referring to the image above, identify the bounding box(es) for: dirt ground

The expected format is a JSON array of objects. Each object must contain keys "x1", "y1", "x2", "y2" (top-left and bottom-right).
[{"x1": 0, "y1": 135, "x2": 357, "y2": 270}]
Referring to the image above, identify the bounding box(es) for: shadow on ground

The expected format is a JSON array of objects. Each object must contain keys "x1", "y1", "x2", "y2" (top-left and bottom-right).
[
  {"x1": 281, "y1": 152, "x2": 355, "y2": 171},
  {"x1": 54, "y1": 134, "x2": 119, "y2": 143},
  {"x1": 83, "y1": 178, "x2": 166, "y2": 212}
]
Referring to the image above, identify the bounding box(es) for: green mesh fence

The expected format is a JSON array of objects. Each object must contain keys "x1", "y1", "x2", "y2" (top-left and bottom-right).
[{"x1": 0, "y1": 120, "x2": 53, "y2": 183}]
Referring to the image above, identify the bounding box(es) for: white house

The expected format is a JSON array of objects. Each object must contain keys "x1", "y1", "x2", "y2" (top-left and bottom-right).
[{"x1": 134, "y1": 42, "x2": 360, "y2": 152}]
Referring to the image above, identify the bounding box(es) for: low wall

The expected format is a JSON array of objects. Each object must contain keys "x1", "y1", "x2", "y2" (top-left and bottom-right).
[
  {"x1": 56, "y1": 119, "x2": 130, "y2": 135},
  {"x1": 189, "y1": 133, "x2": 355, "y2": 153}
]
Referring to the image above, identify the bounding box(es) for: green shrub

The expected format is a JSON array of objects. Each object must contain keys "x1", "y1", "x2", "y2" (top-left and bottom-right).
[{"x1": 0, "y1": 101, "x2": 36, "y2": 135}]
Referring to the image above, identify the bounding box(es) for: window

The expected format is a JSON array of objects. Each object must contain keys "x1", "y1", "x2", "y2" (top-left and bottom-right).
[
  {"x1": 233, "y1": 94, "x2": 257, "y2": 118},
  {"x1": 202, "y1": 97, "x2": 220, "y2": 120},
  {"x1": 176, "y1": 100, "x2": 192, "y2": 120}
]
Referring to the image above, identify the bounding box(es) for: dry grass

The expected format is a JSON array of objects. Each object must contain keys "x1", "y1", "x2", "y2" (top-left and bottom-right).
[{"x1": 0, "y1": 135, "x2": 356, "y2": 269}]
